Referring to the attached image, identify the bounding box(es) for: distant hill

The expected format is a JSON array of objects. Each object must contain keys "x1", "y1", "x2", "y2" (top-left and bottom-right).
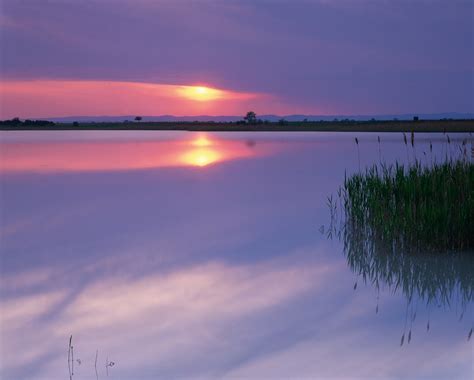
[{"x1": 38, "y1": 113, "x2": 473, "y2": 123}]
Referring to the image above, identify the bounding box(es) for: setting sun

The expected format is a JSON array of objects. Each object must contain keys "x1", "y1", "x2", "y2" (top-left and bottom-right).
[
  {"x1": 195, "y1": 87, "x2": 207, "y2": 95},
  {"x1": 176, "y1": 85, "x2": 226, "y2": 102}
]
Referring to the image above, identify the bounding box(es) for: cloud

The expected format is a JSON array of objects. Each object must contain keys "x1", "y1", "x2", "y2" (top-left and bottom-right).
[
  {"x1": 0, "y1": 80, "x2": 267, "y2": 119},
  {"x1": 1, "y1": 1, "x2": 471, "y2": 114}
]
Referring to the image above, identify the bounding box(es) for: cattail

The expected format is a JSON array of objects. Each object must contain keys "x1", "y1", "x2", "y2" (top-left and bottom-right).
[
  {"x1": 410, "y1": 131, "x2": 414, "y2": 147},
  {"x1": 403, "y1": 133, "x2": 407, "y2": 146}
]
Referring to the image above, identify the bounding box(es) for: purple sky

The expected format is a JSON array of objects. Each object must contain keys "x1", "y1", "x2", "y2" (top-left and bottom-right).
[{"x1": 0, "y1": 0, "x2": 473, "y2": 116}]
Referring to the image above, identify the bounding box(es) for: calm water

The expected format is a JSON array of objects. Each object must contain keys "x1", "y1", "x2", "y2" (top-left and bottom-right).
[{"x1": 0, "y1": 131, "x2": 472, "y2": 380}]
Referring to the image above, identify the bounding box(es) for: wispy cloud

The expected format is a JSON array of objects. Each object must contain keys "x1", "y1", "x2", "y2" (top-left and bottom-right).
[{"x1": 0, "y1": 80, "x2": 266, "y2": 119}]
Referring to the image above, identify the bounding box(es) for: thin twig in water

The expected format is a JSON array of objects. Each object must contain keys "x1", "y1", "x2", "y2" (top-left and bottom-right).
[
  {"x1": 403, "y1": 133, "x2": 409, "y2": 163},
  {"x1": 95, "y1": 349, "x2": 99, "y2": 380},
  {"x1": 68, "y1": 335, "x2": 72, "y2": 380},
  {"x1": 377, "y1": 136, "x2": 382, "y2": 163},
  {"x1": 355, "y1": 137, "x2": 360, "y2": 171}
]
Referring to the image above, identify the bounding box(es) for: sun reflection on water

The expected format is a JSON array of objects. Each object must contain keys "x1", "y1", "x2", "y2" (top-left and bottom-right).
[
  {"x1": 182, "y1": 134, "x2": 221, "y2": 167},
  {"x1": 181, "y1": 148, "x2": 221, "y2": 167},
  {"x1": 191, "y1": 135, "x2": 213, "y2": 147},
  {"x1": 0, "y1": 133, "x2": 268, "y2": 172}
]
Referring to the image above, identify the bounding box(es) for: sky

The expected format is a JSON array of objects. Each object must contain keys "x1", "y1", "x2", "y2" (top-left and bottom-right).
[{"x1": 0, "y1": 0, "x2": 473, "y2": 118}]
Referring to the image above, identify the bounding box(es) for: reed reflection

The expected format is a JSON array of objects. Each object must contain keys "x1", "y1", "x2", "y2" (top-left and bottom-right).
[{"x1": 329, "y1": 207, "x2": 474, "y2": 345}]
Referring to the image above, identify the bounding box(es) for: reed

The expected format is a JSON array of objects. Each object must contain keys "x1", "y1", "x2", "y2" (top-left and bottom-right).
[
  {"x1": 331, "y1": 136, "x2": 474, "y2": 343},
  {"x1": 341, "y1": 147, "x2": 473, "y2": 253}
]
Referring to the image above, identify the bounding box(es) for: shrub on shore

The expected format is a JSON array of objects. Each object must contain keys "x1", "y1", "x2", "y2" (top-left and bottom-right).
[{"x1": 0, "y1": 117, "x2": 55, "y2": 127}]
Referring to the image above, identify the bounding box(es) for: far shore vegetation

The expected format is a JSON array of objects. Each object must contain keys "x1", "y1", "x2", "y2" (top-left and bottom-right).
[{"x1": 1, "y1": 114, "x2": 474, "y2": 132}]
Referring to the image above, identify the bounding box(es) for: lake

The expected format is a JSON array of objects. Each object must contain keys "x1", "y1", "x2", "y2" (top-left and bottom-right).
[{"x1": 0, "y1": 131, "x2": 472, "y2": 379}]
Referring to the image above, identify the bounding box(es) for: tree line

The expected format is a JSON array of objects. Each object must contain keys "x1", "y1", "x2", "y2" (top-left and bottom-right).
[{"x1": 0, "y1": 117, "x2": 55, "y2": 126}]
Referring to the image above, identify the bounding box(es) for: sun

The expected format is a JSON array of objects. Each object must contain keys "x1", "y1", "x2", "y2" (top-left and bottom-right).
[
  {"x1": 195, "y1": 86, "x2": 207, "y2": 95},
  {"x1": 176, "y1": 85, "x2": 225, "y2": 101}
]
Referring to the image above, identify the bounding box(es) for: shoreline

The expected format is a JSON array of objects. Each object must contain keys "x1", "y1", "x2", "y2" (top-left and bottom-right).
[{"x1": 1, "y1": 119, "x2": 473, "y2": 133}]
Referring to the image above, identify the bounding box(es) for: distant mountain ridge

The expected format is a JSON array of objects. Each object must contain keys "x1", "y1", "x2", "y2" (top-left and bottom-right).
[{"x1": 39, "y1": 113, "x2": 473, "y2": 123}]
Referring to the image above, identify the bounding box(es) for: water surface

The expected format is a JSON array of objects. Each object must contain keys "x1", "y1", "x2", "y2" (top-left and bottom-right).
[{"x1": 0, "y1": 131, "x2": 472, "y2": 379}]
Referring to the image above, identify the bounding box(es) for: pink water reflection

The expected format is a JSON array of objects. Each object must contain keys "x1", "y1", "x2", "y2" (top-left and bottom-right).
[{"x1": 0, "y1": 134, "x2": 273, "y2": 172}]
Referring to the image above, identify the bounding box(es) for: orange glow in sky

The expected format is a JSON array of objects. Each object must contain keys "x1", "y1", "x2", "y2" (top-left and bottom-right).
[{"x1": 0, "y1": 80, "x2": 267, "y2": 119}]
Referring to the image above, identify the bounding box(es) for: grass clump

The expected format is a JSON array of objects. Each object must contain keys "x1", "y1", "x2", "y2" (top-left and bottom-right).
[
  {"x1": 330, "y1": 136, "x2": 474, "y2": 337},
  {"x1": 342, "y1": 145, "x2": 474, "y2": 253}
]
